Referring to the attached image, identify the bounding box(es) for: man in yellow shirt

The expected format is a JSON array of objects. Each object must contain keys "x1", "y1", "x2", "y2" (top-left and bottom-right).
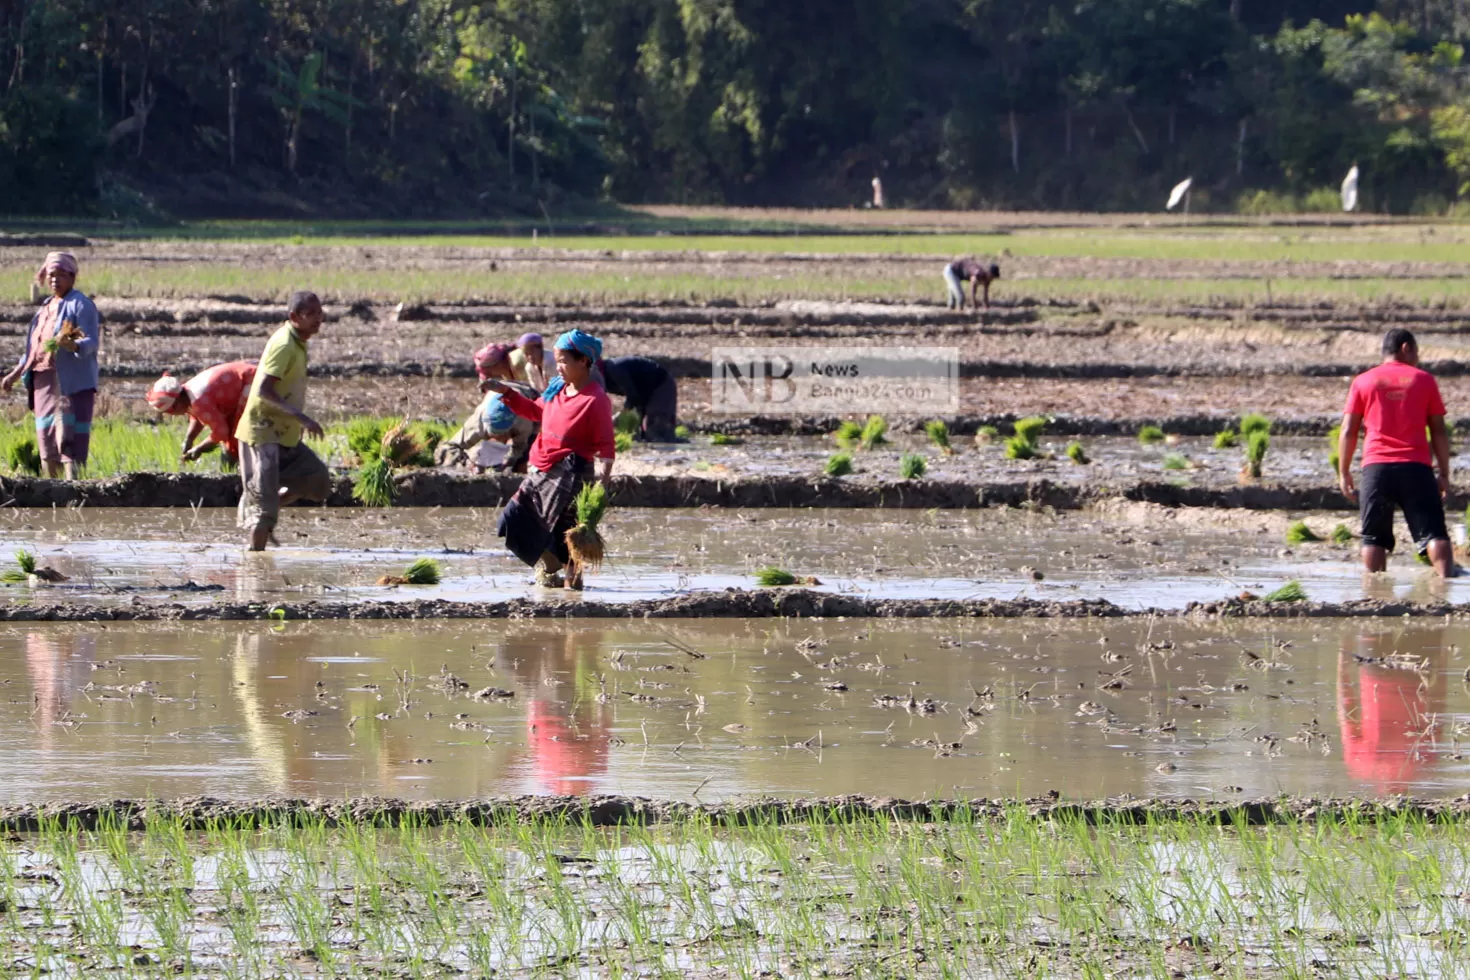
[{"x1": 235, "y1": 291, "x2": 332, "y2": 550}]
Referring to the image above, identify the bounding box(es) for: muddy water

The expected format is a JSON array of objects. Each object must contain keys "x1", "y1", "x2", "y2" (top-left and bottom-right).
[
  {"x1": 2, "y1": 505, "x2": 1463, "y2": 609},
  {"x1": 3, "y1": 618, "x2": 1469, "y2": 802}
]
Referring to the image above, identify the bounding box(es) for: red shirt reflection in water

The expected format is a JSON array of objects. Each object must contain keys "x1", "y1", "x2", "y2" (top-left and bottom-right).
[
  {"x1": 527, "y1": 700, "x2": 609, "y2": 796},
  {"x1": 1338, "y1": 663, "x2": 1428, "y2": 793}
]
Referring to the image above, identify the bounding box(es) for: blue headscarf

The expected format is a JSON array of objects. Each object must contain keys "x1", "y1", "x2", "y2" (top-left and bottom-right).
[
  {"x1": 542, "y1": 329, "x2": 604, "y2": 401},
  {"x1": 482, "y1": 392, "x2": 518, "y2": 433}
]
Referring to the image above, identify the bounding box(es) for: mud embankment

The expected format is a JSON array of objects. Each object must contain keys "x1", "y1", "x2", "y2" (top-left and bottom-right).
[
  {"x1": 4, "y1": 793, "x2": 1470, "y2": 832},
  {"x1": 0, "y1": 592, "x2": 1460, "y2": 623},
  {"x1": 0, "y1": 470, "x2": 1371, "y2": 510}
]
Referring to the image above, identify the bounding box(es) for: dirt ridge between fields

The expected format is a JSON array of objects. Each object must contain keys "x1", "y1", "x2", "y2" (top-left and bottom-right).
[
  {"x1": 0, "y1": 470, "x2": 1374, "y2": 509},
  {"x1": 3, "y1": 793, "x2": 1469, "y2": 831}
]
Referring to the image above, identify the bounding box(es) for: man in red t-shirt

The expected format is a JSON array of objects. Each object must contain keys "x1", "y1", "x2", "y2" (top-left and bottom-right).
[{"x1": 1338, "y1": 328, "x2": 1454, "y2": 576}]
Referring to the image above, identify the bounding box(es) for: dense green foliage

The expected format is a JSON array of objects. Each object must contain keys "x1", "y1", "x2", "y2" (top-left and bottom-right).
[{"x1": 12, "y1": 2, "x2": 1470, "y2": 215}]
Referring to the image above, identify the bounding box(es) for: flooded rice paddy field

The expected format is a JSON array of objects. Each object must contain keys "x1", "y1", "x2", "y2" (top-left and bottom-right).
[
  {"x1": 4, "y1": 616, "x2": 1470, "y2": 803},
  {"x1": 1, "y1": 504, "x2": 1461, "y2": 610}
]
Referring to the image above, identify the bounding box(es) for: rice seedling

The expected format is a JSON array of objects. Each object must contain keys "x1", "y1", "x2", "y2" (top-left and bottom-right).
[
  {"x1": 0, "y1": 550, "x2": 34, "y2": 583},
  {"x1": 924, "y1": 419, "x2": 952, "y2": 454},
  {"x1": 1239, "y1": 412, "x2": 1271, "y2": 437},
  {"x1": 1213, "y1": 429, "x2": 1238, "y2": 449},
  {"x1": 352, "y1": 456, "x2": 396, "y2": 507},
  {"x1": 1137, "y1": 425, "x2": 1165, "y2": 444},
  {"x1": 673, "y1": 424, "x2": 691, "y2": 440},
  {"x1": 834, "y1": 420, "x2": 863, "y2": 448},
  {"x1": 1244, "y1": 430, "x2": 1269, "y2": 478},
  {"x1": 614, "y1": 431, "x2": 634, "y2": 453},
  {"x1": 1264, "y1": 580, "x2": 1308, "y2": 603},
  {"x1": 753, "y1": 566, "x2": 818, "y2": 586},
  {"x1": 1065, "y1": 441, "x2": 1089, "y2": 464},
  {"x1": 859, "y1": 414, "x2": 887, "y2": 449},
  {"x1": 1285, "y1": 521, "x2": 1323, "y2": 544},
  {"x1": 973, "y1": 425, "x2": 999, "y2": 446},
  {"x1": 899, "y1": 453, "x2": 926, "y2": 479},
  {"x1": 825, "y1": 452, "x2": 853, "y2": 477},
  {"x1": 379, "y1": 420, "x2": 423, "y2": 466},
  {"x1": 1162, "y1": 453, "x2": 1190, "y2": 470},
  {"x1": 1328, "y1": 423, "x2": 1343, "y2": 472},
  {"x1": 1004, "y1": 435, "x2": 1037, "y2": 460},
  {"x1": 708, "y1": 432, "x2": 739, "y2": 445},
  {"x1": 613, "y1": 409, "x2": 642, "y2": 435},
  {"x1": 377, "y1": 557, "x2": 442, "y2": 586},
  {"x1": 1012, "y1": 416, "x2": 1046, "y2": 443},
  {"x1": 3, "y1": 435, "x2": 40, "y2": 475},
  {"x1": 346, "y1": 417, "x2": 388, "y2": 462},
  {"x1": 565, "y1": 482, "x2": 608, "y2": 569},
  {"x1": 1332, "y1": 523, "x2": 1355, "y2": 545}
]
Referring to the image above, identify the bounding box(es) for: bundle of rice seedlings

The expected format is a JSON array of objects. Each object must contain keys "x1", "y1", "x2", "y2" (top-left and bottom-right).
[
  {"x1": 1243, "y1": 430, "x2": 1269, "y2": 479},
  {"x1": 380, "y1": 421, "x2": 423, "y2": 466},
  {"x1": 1213, "y1": 429, "x2": 1238, "y2": 449},
  {"x1": 1327, "y1": 424, "x2": 1342, "y2": 473},
  {"x1": 709, "y1": 432, "x2": 739, "y2": 446},
  {"x1": 1285, "y1": 521, "x2": 1322, "y2": 544},
  {"x1": 674, "y1": 425, "x2": 691, "y2": 440},
  {"x1": 377, "y1": 557, "x2": 443, "y2": 586},
  {"x1": 6, "y1": 438, "x2": 40, "y2": 476},
  {"x1": 899, "y1": 453, "x2": 926, "y2": 479},
  {"x1": 1163, "y1": 453, "x2": 1190, "y2": 470},
  {"x1": 1331, "y1": 523, "x2": 1355, "y2": 545},
  {"x1": 1138, "y1": 425, "x2": 1165, "y2": 445},
  {"x1": 834, "y1": 420, "x2": 863, "y2": 448},
  {"x1": 1239, "y1": 413, "x2": 1271, "y2": 437},
  {"x1": 974, "y1": 425, "x2": 999, "y2": 446},
  {"x1": 614, "y1": 409, "x2": 642, "y2": 435},
  {"x1": 564, "y1": 482, "x2": 609, "y2": 569},
  {"x1": 614, "y1": 431, "x2": 634, "y2": 453},
  {"x1": 0, "y1": 550, "x2": 34, "y2": 583},
  {"x1": 860, "y1": 415, "x2": 888, "y2": 450},
  {"x1": 825, "y1": 452, "x2": 854, "y2": 477},
  {"x1": 1004, "y1": 435, "x2": 1037, "y2": 460},
  {"x1": 924, "y1": 420, "x2": 952, "y2": 454},
  {"x1": 353, "y1": 456, "x2": 396, "y2": 507},
  {"x1": 755, "y1": 566, "x2": 797, "y2": 586},
  {"x1": 1013, "y1": 417, "x2": 1046, "y2": 443},
  {"x1": 1264, "y1": 580, "x2": 1307, "y2": 603},
  {"x1": 1065, "y1": 441, "x2": 1089, "y2": 464},
  {"x1": 346, "y1": 418, "x2": 387, "y2": 462}
]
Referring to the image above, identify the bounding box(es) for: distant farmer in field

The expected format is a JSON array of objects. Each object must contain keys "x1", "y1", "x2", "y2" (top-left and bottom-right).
[
  {"x1": 1, "y1": 252, "x2": 101, "y2": 479},
  {"x1": 1338, "y1": 328, "x2": 1455, "y2": 577},
  {"x1": 601, "y1": 355, "x2": 679, "y2": 442},
  {"x1": 146, "y1": 361, "x2": 257, "y2": 465},
  {"x1": 435, "y1": 343, "x2": 537, "y2": 471},
  {"x1": 943, "y1": 258, "x2": 1000, "y2": 310},
  {"x1": 234, "y1": 291, "x2": 332, "y2": 551},
  {"x1": 488, "y1": 329, "x2": 616, "y2": 590},
  {"x1": 509, "y1": 333, "x2": 557, "y2": 392}
]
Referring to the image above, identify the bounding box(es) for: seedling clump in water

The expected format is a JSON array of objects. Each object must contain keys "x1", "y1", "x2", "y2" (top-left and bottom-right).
[
  {"x1": 1286, "y1": 521, "x2": 1323, "y2": 544},
  {"x1": 1239, "y1": 413, "x2": 1271, "y2": 437},
  {"x1": 1327, "y1": 424, "x2": 1342, "y2": 472},
  {"x1": 924, "y1": 420, "x2": 952, "y2": 454},
  {"x1": 613, "y1": 409, "x2": 641, "y2": 435},
  {"x1": 899, "y1": 453, "x2": 926, "y2": 479},
  {"x1": 973, "y1": 425, "x2": 999, "y2": 446},
  {"x1": 708, "y1": 432, "x2": 739, "y2": 446},
  {"x1": 1012, "y1": 417, "x2": 1045, "y2": 443},
  {"x1": 1213, "y1": 429, "x2": 1238, "y2": 449},
  {"x1": 377, "y1": 558, "x2": 442, "y2": 586},
  {"x1": 1162, "y1": 453, "x2": 1190, "y2": 470},
  {"x1": 1138, "y1": 425, "x2": 1165, "y2": 445},
  {"x1": 1244, "y1": 430, "x2": 1269, "y2": 479},
  {"x1": 1065, "y1": 441, "x2": 1089, "y2": 464},
  {"x1": 825, "y1": 452, "x2": 853, "y2": 477},
  {"x1": 754, "y1": 566, "x2": 820, "y2": 586},
  {"x1": 1264, "y1": 580, "x2": 1308, "y2": 603},
  {"x1": 1331, "y1": 523, "x2": 1355, "y2": 545},
  {"x1": 834, "y1": 420, "x2": 863, "y2": 448},
  {"x1": 859, "y1": 415, "x2": 888, "y2": 449},
  {"x1": 614, "y1": 431, "x2": 634, "y2": 453}
]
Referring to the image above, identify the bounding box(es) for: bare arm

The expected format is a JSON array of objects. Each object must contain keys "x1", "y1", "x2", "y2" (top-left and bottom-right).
[
  {"x1": 1338, "y1": 412, "x2": 1362, "y2": 501},
  {"x1": 181, "y1": 417, "x2": 204, "y2": 455},
  {"x1": 257, "y1": 374, "x2": 323, "y2": 438},
  {"x1": 595, "y1": 456, "x2": 614, "y2": 483},
  {"x1": 1429, "y1": 414, "x2": 1452, "y2": 496}
]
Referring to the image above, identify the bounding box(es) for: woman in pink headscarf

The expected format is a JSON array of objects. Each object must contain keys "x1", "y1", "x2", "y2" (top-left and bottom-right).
[{"x1": 1, "y1": 252, "x2": 101, "y2": 479}]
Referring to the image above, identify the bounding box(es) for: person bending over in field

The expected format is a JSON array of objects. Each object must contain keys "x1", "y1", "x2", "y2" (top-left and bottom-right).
[
  {"x1": 1338, "y1": 327, "x2": 1457, "y2": 578},
  {"x1": 146, "y1": 361, "x2": 256, "y2": 466},
  {"x1": 509, "y1": 333, "x2": 557, "y2": 392},
  {"x1": 435, "y1": 343, "x2": 538, "y2": 472},
  {"x1": 943, "y1": 258, "x2": 1000, "y2": 310},
  {"x1": 234, "y1": 292, "x2": 332, "y2": 551},
  {"x1": 600, "y1": 355, "x2": 680, "y2": 442}
]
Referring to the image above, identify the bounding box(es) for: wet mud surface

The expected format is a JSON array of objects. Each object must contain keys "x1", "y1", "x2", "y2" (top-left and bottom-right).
[{"x1": 3, "y1": 617, "x2": 1470, "y2": 803}]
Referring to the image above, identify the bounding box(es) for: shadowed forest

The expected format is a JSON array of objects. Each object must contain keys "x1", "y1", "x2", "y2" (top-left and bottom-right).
[{"x1": 5, "y1": 0, "x2": 1470, "y2": 217}]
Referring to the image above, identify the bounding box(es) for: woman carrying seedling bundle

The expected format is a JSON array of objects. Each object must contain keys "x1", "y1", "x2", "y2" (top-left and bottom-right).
[{"x1": 488, "y1": 329, "x2": 616, "y2": 590}]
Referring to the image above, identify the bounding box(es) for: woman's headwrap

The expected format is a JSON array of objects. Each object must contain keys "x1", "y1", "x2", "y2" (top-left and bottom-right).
[
  {"x1": 517, "y1": 332, "x2": 543, "y2": 348},
  {"x1": 555, "y1": 329, "x2": 602, "y2": 361},
  {"x1": 473, "y1": 343, "x2": 512, "y2": 380},
  {"x1": 35, "y1": 251, "x2": 78, "y2": 285},
  {"x1": 146, "y1": 373, "x2": 185, "y2": 413},
  {"x1": 483, "y1": 393, "x2": 519, "y2": 434}
]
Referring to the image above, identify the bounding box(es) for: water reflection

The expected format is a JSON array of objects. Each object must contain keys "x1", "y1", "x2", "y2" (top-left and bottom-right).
[
  {"x1": 498, "y1": 630, "x2": 612, "y2": 795},
  {"x1": 24, "y1": 633, "x2": 93, "y2": 746},
  {"x1": 1337, "y1": 628, "x2": 1448, "y2": 793}
]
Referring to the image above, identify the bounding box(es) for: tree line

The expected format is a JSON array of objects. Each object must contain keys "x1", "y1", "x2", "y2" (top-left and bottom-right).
[{"x1": 5, "y1": 0, "x2": 1470, "y2": 217}]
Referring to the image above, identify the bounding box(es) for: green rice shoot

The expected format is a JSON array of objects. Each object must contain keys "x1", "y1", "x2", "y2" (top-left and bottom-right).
[
  {"x1": 352, "y1": 456, "x2": 396, "y2": 507},
  {"x1": 674, "y1": 424, "x2": 691, "y2": 440},
  {"x1": 1138, "y1": 425, "x2": 1164, "y2": 444},
  {"x1": 1264, "y1": 580, "x2": 1308, "y2": 603},
  {"x1": 3, "y1": 435, "x2": 40, "y2": 475},
  {"x1": 755, "y1": 566, "x2": 797, "y2": 587},
  {"x1": 1328, "y1": 423, "x2": 1343, "y2": 473},
  {"x1": 1012, "y1": 417, "x2": 1046, "y2": 442},
  {"x1": 924, "y1": 419, "x2": 951, "y2": 453},
  {"x1": 1331, "y1": 523, "x2": 1355, "y2": 545},
  {"x1": 403, "y1": 558, "x2": 442, "y2": 585},
  {"x1": 1, "y1": 550, "x2": 34, "y2": 583},
  {"x1": 614, "y1": 431, "x2": 634, "y2": 453},
  {"x1": 899, "y1": 453, "x2": 926, "y2": 479},
  {"x1": 974, "y1": 425, "x2": 999, "y2": 445},
  {"x1": 1004, "y1": 436, "x2": 1037, "y2": 460},
  {"x1": 825, "y1": 452, "x2": 854, "y2": 477},
  {"x1": 613, "y1": 409, "x2": 642, "y2": 435},
  {"x1": 1245, "y1": 430, "x2": 1269, "y2": 478},
  {"x1": 1162, "y1": 453, "x2": 1189, "y2": 470},
  {"x1": 709, "y1": 432, "x2": 738, "y2": 446},
  {"x1": 1240, "y1": 413, "x2": 1271, "y2": 437},
  {"x1": 574, "y1": 482, "x2": 609, "y2": 530},
  {"x1": 565, "y1": 482, "x2": 610, "y2": 569},
  {"x1": 1065, "y1": 441, "x2": 1089, "y2": 464},
  {"x1": 1285, "y1": 521, "x2": 1323, "y2": 544},
  {"x1": 859, "y1": 415, "x2": 888, "y2": 450},
  {"x1": 346, "y1": 417, "x2": 388, "y2": 462},
  {"x1": 1213, "y1": 429, "x2": 1238, "y2": 449},
  {"x1": 834, "y1": 420, "x2": 863, "y2": 448}
]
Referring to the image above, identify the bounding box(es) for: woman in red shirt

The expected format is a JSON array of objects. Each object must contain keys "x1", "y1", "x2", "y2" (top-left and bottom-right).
[{"x1": 489, "y1": 329, "x2": 615, "y2": 590}]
